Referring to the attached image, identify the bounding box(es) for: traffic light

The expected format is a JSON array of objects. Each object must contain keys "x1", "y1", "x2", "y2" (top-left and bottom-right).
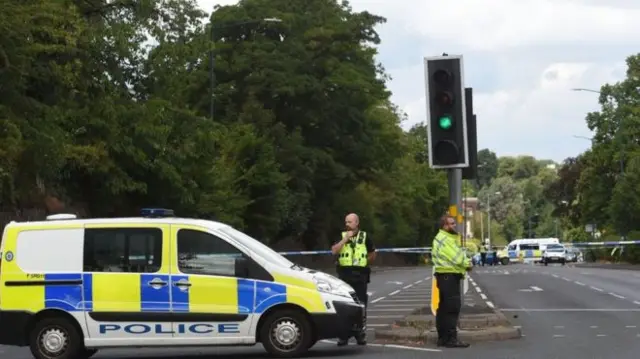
[
  {"x1": 424, "y1": 55, "x2": 468, "y2": 168},
  {"x1": 462, "y1": 87, "x2": 478, "y2": 180}
]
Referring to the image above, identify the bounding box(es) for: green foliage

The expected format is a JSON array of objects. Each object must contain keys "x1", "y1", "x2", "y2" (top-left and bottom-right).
[{"x1": 0, "y1": 0, "x2": 449, "y2": 250}]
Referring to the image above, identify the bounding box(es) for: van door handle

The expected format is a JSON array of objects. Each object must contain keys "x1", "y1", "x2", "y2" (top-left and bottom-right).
[
  {"x1": 148, "y1": 279, "x2": 168, "y2": 287},
  {"x1": 174, "y1": 281, "x2": 191, "y2": 287}
]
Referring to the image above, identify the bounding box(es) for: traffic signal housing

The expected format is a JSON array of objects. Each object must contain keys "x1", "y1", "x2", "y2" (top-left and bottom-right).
[
  {"x1": 462, "y1": 87, "x2": 478, "y2": 180},
  {"x1": 424, "y1": 55, "x2": 469, "y2": 168}
]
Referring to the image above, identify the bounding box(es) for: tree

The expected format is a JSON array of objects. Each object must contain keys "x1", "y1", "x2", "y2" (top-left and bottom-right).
[
  {"x1": 476, "y1": 149, "x2": 498, "y2": 188},
  {"x1": 0, "y1": 0, "x2": 450, "y2": 253}
]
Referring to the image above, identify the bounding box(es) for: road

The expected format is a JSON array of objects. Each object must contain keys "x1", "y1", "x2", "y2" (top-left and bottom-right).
[
  {"x1": 0, "y1": 268, "x2": 443, "y2": 359},
  {"x1": 457, "y1": 263, "x2": 640, "y2": 358}
]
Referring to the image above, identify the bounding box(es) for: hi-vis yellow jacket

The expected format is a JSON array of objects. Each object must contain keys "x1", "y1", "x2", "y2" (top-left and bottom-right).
[{"x1": 431, "y1": 229, "x2": 470, "y2": 275}]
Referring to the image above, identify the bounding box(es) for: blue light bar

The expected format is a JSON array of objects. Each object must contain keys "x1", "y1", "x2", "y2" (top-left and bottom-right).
[{"x1": 141, "y1": 208, "x2": 175, "y2": 218}]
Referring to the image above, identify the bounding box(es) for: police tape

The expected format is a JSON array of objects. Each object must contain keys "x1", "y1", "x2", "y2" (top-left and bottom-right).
[
  {"x1": 278, "y1": 247, "x2": 432, "y2": 256},
  {"x1": 278, "y1": 241, "x2": 640, "y2": 256},
  {"x1": 569, "y1": 240, "x2": 640, "y2": 247}
]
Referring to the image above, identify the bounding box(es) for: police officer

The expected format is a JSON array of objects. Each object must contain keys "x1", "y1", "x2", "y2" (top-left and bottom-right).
[
  {"x1": 431, "y1": 215, "x2": 471, "y2": 348},
  {"x1": 479, "y1": 242, "x2": 487, "y2": 266},
  {"x1": 331, "y1": 213, "x2": 376, "y2": 346}
]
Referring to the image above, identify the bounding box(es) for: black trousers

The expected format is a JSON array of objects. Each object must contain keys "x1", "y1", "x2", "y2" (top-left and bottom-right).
[
  {"x1": 435, "y1": 272, "x2": 462, "y2": 342},
  {"x1": 340, "y1": 279, "x2": 368, "y2": 339},
  {"x1": 480, "y1": 252, "x2": 486, "y2": 266}
]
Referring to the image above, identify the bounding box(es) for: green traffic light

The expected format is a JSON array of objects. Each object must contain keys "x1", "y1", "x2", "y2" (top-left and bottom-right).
[{"x1": 438, "y1": 116, "x2": 452, "y2": 130}]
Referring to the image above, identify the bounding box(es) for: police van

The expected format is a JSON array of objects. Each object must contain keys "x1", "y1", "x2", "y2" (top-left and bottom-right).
[
  {"x1": 496, "y1": 238, "x2": 560, "y2": 265},
  {"x1": 0, "y1": 209, "x2": 364, "y2": 359}
]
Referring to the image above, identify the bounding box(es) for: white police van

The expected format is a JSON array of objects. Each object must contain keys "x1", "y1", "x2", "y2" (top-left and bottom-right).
[{"x1": 0, "y1": 209, "x2": 364, "y2": 358}]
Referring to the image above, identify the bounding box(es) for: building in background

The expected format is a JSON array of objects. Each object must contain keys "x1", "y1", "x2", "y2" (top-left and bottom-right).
[{"x1": 462, "y1": 197, "x2": 479, "y2": 241}]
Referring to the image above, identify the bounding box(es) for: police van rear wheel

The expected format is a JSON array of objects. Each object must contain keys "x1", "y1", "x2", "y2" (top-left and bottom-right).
[
  {"x1": 29, "y1": 317, "x2": 84, "y2": 359},
  {"x1": 260, "y1": 309, "x2": 313, "y2": 358}
]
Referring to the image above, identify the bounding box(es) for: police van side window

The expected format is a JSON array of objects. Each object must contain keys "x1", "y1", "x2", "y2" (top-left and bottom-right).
[
  {"x1": 177, "y1": 229, "x2": 244, "y2": 277},
  {"x1": 83, "y1": 228, "x2": 163, "y2": 273}
]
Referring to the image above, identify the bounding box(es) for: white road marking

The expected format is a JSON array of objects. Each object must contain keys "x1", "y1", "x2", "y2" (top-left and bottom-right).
[
  {"x1": 389, "y1": 290, "x2": 400, "y2": 296},
  {"x1": 633, "y1": 301, "x2": 640, "y2": 306},
  {"x1": 590, "y1": 286, "x2": 603, "y2": 292},
  {"x1": 626, "y1": 325, "x2": 637, "y2": 328},
  {"x1": 480, "y1": 293, "x2": 487, "y2": 300},
  {"x1": 415, "y1": 280, "x2": 423, "y2": 284},
  {"x1": 382, "y1": 344, "x2": 442, "y2": 352},
  {"x1": 552, "y1": 274, "x2": 559, "y2": 278},
  {"x1": 486, "y1": 301, "x2": 494, "y2": 308},
  {"x1": 403, "y1": 284, "x2": 413, "y2": 289},
  {"x1": 575, "y1": 281, "x2": 585, "y2": 286},
  {"x1": 368, "y1": 315, "x2": 403, "y2": 318},
  {"x1": 370, "y1": 297, "x2": 385, "y2": 304},
  {"x1": 590, "y1": 326, "x2": 598, "y2": 328},
  {"x1": 501, "y1": 308, "x2": 640, "y2": 312},
  {"x1": 553, "y1": 334, "x2": 565, "y2": 338},
  {"x1": 475, "y1": 287, "x2": 482, "y2": 293},
  {"x1": 562, "y1": 277, "x2": 571, "y2": 281},
  {"x1": 385, "y1": 294, "x2": 430, "y2": 299},
  {"x1": 596, "y1": 334, "x2": 607, "y2": 337},
  {"x1": 368, "y1": 291, "x2": 373, "y2": 296},
  {"x1": 531, "y1": 286, "x2": 543, "y2": 291},
  {"x1": 608, "y1": 292, "x2": 625, "y2": 299}
]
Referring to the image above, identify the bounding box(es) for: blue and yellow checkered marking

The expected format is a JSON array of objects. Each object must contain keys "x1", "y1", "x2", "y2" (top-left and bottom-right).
[{"x1": 32, "y1": 274, "x2": 318, "y2": 315}]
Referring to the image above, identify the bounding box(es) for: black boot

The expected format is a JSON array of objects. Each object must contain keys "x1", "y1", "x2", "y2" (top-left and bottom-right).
[
  {"x1": 356, "y1": 331, "x2": 367, "y2": 345},
  {"x1": 442, "y1": 339, "x2": 470, "y2": 348}
]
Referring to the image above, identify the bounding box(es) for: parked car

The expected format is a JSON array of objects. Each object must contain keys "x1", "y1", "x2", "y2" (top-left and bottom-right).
[{"x1": 542, "y1": 244, "x2": 567, "y2": 265}]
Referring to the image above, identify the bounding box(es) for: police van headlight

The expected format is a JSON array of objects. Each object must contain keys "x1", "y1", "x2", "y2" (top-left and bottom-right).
[{"x1": 312, "y1": 276, "x2": 352, "y2": 298}]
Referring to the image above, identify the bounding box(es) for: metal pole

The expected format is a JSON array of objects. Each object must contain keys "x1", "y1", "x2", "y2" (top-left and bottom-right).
[
  {"x1": 487, "y1": 196, "x2": 491, "y2": 248},
  {"x1": 209, "y1": 25, "x2": 215, "y2": 120},
  {"x1": 448, "y1": 168, "x2": 464, "y2": 320},
  {"x1": 480, "y1": 211, "x2": 484, "y2": 244}
]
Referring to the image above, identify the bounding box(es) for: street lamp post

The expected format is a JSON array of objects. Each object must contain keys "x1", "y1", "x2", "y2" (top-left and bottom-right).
[
  {"x1": 209, "y1": 17, "x2": 282, "y2": 120},
  {"x1": 570, "y1": 88, "x2": 625, "y2": 174},
  {"x1": 486, "y1": 191, "x2": 501, "y2": 248}
]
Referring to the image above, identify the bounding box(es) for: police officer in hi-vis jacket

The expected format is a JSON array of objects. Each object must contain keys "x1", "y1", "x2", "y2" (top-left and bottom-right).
[
  {"x1": 431, "y1": 214, "x2": 471, "y2": 348},
  {"x1": 331, "y1": 213, "x2": 376, "y2": 346}
]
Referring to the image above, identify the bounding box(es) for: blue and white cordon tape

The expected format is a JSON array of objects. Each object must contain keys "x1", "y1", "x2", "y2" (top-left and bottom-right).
[
  {"x1": 278, "y1": 241, "x2": 640, "y2": 256},
  {"x1": 569, "y1": 240, "x2": 640, "y2": 247},
  {"x1": 278, "y1": 247, "x2": 432, "y2": 256}
]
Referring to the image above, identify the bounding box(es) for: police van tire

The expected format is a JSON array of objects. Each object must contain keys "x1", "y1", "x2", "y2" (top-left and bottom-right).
[
  {"x1": 84, "y1": 348, "x2": 98, "y2": 358},
  {"x1": 260, "y1": 309, "x2": 313, "y2": 358},
  {"x1": 29, "y1": 317, "x2": 85, "y2": 359},
  {"x1": 500, "y1": 258, "x2": 509, "y2": 266}
]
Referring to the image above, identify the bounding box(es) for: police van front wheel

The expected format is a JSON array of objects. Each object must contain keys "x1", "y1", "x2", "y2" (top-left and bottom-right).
[
  {"x1": 260, "y1": 309, "x2": 313, "y2": 358},
  {"x1": 29, "y1": 317, "x2": 87, "y2": 359}
]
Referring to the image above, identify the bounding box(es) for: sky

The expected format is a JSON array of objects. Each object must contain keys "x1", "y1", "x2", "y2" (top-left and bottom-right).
[{"x1": 196, "y1": 0, "x2": 639, "y2": 162}]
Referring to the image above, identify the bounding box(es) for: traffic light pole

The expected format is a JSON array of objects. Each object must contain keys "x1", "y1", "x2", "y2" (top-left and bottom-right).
[{"x1": 447, "y1": 168, "x2": 465, "y2": 321}]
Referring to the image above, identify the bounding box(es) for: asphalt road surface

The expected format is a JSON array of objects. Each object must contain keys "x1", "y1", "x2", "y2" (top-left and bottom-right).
[{"x1": 459, "y1": 263, "x2": 640, "y2": 358}]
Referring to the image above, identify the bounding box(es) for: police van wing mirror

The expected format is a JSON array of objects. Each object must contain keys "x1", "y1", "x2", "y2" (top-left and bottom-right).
[{"x1": 234, "y1": 256, "x2": 250, "y2": 278}]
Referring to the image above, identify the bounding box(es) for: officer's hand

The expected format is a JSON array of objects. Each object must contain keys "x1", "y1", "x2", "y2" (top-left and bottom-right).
[{"x1": 344, "y1": 231, "x2": 354, "y2": 240}]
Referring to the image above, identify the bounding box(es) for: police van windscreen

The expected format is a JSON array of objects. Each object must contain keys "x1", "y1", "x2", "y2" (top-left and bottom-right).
[{"x1": 219, "y1": 226, "x2": 294, "y2": 268}]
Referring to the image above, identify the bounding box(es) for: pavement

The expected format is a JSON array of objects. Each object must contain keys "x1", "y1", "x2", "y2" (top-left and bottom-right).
[{"x1": 4, "y1": 264, "x2": 640, "y2": 358}]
